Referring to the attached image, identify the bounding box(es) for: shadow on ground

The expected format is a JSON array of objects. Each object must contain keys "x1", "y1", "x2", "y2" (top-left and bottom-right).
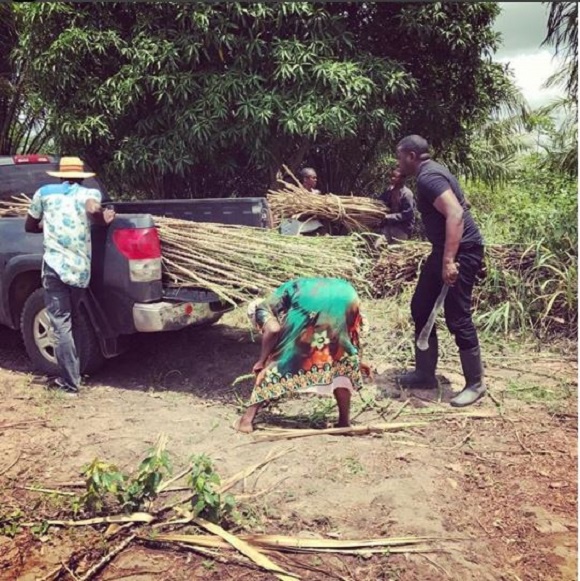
[
  {"x1": 96, "y1": 322, "x2": 260, "y2": 403},
  {"x1": 0, "y1": 319, "x2": 447, "y2": 411},
  {"x1": 0, "y1": 319, "x2": 259, "y2": 404}
]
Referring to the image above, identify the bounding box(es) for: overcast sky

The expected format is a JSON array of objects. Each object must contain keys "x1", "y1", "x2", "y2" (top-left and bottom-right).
[{"x1": 494, "y1": 2, "x2": 565, "y2": 109}]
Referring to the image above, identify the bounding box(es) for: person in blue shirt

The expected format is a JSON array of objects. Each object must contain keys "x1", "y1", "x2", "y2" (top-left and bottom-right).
[{"x1": 25, "y1": 157, "x2": 115, "y2": 395}]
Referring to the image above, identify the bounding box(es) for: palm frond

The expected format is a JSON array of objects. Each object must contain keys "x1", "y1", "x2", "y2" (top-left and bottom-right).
[{"x1": 542, "y1": 1, "x2": 578, "y2": 100}]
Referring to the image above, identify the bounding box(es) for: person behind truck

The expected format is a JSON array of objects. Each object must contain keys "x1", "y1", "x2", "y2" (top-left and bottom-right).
[
  {"x1": 279, "y1": 167, "x2": 325, "y2": 234},
  {"x1": 299, "y1": 167, "x2": 322, "y2": 194},
  {"x1": 379, "y1": 168, "x2": 415, "y2": 243},
  {"x1": 235, "y1": 277, "x2": 371, "y2": 433},
  {"x1": 24, "y1": 157, "x2": 115, "y2": 395}
]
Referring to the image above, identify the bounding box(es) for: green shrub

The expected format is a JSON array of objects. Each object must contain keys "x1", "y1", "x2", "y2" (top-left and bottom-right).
[{"x1": 467, "y1": 155, "x2": 577, "y2": 253}]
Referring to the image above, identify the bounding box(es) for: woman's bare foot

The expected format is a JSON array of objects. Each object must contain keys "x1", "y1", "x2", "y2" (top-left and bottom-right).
[
  {"x1": 333, "y1": 388, "x2": 351, "y2": 429},
  {"x1": 235, "y1": 403, "x2": 263, "y2": 433},
  {"x1": 234, "y1": 417, "x2": 254, "y2": 433}
]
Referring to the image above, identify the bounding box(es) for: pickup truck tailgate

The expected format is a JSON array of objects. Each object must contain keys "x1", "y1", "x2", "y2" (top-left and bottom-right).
[{"x1": 113, "y1": 197, "x2": 271, "y2": 228}]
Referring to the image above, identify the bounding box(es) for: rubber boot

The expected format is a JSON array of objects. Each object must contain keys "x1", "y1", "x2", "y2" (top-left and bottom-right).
[
  {"x1": 397, "y1": 335, "x2": 438, "y2": 389},
  {"x1": 450, "y1": 346, "x2": 486, "y2": 407}
]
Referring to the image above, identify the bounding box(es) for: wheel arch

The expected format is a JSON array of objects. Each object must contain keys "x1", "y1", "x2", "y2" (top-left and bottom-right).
[{"x1": 8, "y1": 269, "x2": 42, "y2": 329}]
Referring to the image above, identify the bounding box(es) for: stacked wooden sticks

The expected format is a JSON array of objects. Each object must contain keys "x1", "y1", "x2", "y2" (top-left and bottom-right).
[
  {"x1": 156, "y1": 217, "x2": 372, "y2": 305},
  {"x1": 267, "y1": 165, "x2": 387, "y2": 232},
  {"x1": 0, "y1": 193, "x2": 30, "y2": 217}
]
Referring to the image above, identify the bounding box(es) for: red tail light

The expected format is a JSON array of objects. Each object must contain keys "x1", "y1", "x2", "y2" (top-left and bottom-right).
[
  {"x1": 112, "y1": 228, "x2": 161, "y2": 259},
  {"x1": 13, "y1": 154, "x2": 50, "y2": 164}
]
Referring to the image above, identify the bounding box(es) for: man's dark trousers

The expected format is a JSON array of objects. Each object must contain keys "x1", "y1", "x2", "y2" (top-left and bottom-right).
[
  {"x1": 42, "y1": 263, "x2": 82, "y2": 389},
  {"x1": 411, "y1": 245, "x2": 484, "y2": 349}
]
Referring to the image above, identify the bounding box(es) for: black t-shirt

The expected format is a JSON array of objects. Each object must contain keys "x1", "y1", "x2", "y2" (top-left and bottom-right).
[{"x1": 416, "y1": 160, "x2": 483, "y2": 249}]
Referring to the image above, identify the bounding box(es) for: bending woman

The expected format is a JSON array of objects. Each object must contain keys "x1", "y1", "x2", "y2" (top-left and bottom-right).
[{"x1": 236, "y1": 277, "x2": 366, "y2": 433}]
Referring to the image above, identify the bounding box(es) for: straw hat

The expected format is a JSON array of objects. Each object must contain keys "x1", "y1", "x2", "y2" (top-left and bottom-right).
[{"x1": 46, "y1": 156, "x2": 95, "y2": 179}]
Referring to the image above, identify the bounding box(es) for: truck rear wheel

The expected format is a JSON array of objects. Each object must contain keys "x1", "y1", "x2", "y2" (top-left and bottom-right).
[
  {"x1": 193, "y1": 312, "x2": 223, "y2": 328},
  {"x1": 20, "y1": 288, "x2": 105, "y2": 376}
]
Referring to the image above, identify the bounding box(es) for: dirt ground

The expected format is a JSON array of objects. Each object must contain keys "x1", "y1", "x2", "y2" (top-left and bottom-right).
[{"x1": 0, "y1": 299, "x2": 577, "y2": 581}]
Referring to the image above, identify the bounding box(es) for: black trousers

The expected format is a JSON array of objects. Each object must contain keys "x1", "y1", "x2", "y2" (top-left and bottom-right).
[{"x1": 411, "y1": 245, "x2": 484, "y2": 351}]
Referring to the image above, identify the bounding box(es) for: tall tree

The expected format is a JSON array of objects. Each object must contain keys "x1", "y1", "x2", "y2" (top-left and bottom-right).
[
  {"x1": 315, "y1": 2, "x2": 518, "y2": 191},
  {"x1": 0, "y1": 4, "x2": 51, "y2": 154},
  {"x1": 14, "y1": 2, "x2": 514, "y2": 197},
  {"x1": 539, "y1": 1, "x2": 578, "y2": 176},
  {"x1": 15, "y1": 2, "x2": 414, "y2": 196}
]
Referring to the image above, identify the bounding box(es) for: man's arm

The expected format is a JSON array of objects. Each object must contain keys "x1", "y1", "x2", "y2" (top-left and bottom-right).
[
  {"x1": 86, "y1": 198, "x2": 115, "y2": 225},
  {"x1": 25, "y1": 214, "x2": 42, "y2": 233},
  {"x1": 254, "y1": 318, "x2": 281, "y2": 372},
  {"x1": 433, "y1": 190, "x2": 464, "y2": 285},
  {"x1": 384, "y1": 190, "x2": 414, "y2": 225}
]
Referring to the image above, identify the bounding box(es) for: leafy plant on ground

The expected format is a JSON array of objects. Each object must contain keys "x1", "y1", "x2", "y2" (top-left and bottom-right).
[
  {"x1": 0, "y1": 508, "x2": 23, "y2": 538},
  {"x1": 122, "y1": 437, "x2": 172, "y2": 512},
  {"x1": 188, "y1": 454, "x2": 235, "y2": 523},
  {"x1": 74, "y1": 440, "x2": 235, "y2": 524},
  {"x1": 72, "y1": 436, "x2": 172, "y2": 514},
  {"x1": 77, "y1": 436, "x2": 172, "y2": 515},
  {"x1": 79, "y1": 459, "x2": 125, "y2": 514}
]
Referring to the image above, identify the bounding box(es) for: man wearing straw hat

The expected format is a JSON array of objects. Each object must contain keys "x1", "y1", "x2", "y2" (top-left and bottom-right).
[{"x1": 25, "y1": 156, "x2": 115, "y2": 395}]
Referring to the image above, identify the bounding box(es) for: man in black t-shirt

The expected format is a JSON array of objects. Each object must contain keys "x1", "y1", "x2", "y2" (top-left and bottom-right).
[{"x1": 395, "y1": 135, "x2": 485, "y2": 407}]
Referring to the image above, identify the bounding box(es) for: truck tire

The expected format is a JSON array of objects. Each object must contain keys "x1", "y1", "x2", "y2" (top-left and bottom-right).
[
  {"x1": 20, "y1": 288, "x2": 105, "y2": 376},
  {"x1": 192, "y1": 313, "x2": 223, "y2": 328},
  {"x1": 181, "y1": 313, "x2": 224, "y2": 337}
]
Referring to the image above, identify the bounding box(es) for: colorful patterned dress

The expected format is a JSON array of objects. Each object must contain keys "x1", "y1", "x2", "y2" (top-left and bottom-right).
[{"x1": 249, "y1": 277, "x2": 363, "y2": 405}]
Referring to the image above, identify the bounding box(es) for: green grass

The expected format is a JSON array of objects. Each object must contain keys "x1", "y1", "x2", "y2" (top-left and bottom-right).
[
  {"x1": 505, "y1": 379, "x2": 574, "y2": 404},
  {"x1": 306, "y1": 397, "x2": 337, "y2": 426},
  {"x1": 344, "y1": 456, "x2": 365, "y2": 475}
]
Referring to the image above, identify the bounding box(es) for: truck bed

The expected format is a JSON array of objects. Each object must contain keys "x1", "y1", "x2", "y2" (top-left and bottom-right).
[
  {"x1": 113, "y1": 197, "x2": 272, "y2": 228},
  {"x1": 0, "y1": 197, "x2": 272, "y2": 331}
]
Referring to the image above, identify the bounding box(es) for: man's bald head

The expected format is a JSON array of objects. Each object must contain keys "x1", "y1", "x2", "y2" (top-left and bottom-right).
[
  {"x1": 396, "y1": 135, "x2": 431, "y2": 177},
  {"x1": 397, "y1": 135, "x2": 430, "y2": 157}
]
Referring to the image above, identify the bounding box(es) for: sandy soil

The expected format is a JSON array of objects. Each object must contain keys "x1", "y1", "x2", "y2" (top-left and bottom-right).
[{"x1": 0, "y1": 300, "x2": 577, "y2": 581}]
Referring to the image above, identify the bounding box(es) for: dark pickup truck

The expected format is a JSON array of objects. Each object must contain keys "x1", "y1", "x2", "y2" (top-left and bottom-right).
[{"x1": 0, "y1": 155, "x2": 271, "y2": 375}]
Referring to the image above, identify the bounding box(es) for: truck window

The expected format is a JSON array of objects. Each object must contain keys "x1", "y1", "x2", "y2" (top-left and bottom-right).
[{"x1": 0, "y1": 164, "x2": 108, "y2": 201}]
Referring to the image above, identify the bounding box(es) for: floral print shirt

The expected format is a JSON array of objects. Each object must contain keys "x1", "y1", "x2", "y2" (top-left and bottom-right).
[{"x1": 28, "y1": 182, "x2": 102, "y2": 288}]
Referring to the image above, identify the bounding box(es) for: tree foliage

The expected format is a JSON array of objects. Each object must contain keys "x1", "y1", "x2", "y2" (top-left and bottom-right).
[
  {"x1": 543, "y1": 1, "x2": 577, "y2": 101},
  {"x1": 444, "y1": 82, "x2": 530, "y2": 187},
  {"x1": 539, "y1": 2, "x2": 578, "y2": 177},
  {"x1": 0, "y1": 4, "x2": 51, "y2": 154},
  {"x1": 14, "y1": 2, "x2": 514, "y2": 197},
  {"x1": 304, "y1": 2, "x2": 517, "y2": 193}
]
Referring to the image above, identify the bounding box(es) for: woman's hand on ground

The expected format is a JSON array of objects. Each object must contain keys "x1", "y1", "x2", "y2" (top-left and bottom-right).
[
  {"x1": 360, "y1": 362, "x2": 373, "y2": 378},
  {"x1": 253, "y1": 360, "x2": 266, "y2": 374}
]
